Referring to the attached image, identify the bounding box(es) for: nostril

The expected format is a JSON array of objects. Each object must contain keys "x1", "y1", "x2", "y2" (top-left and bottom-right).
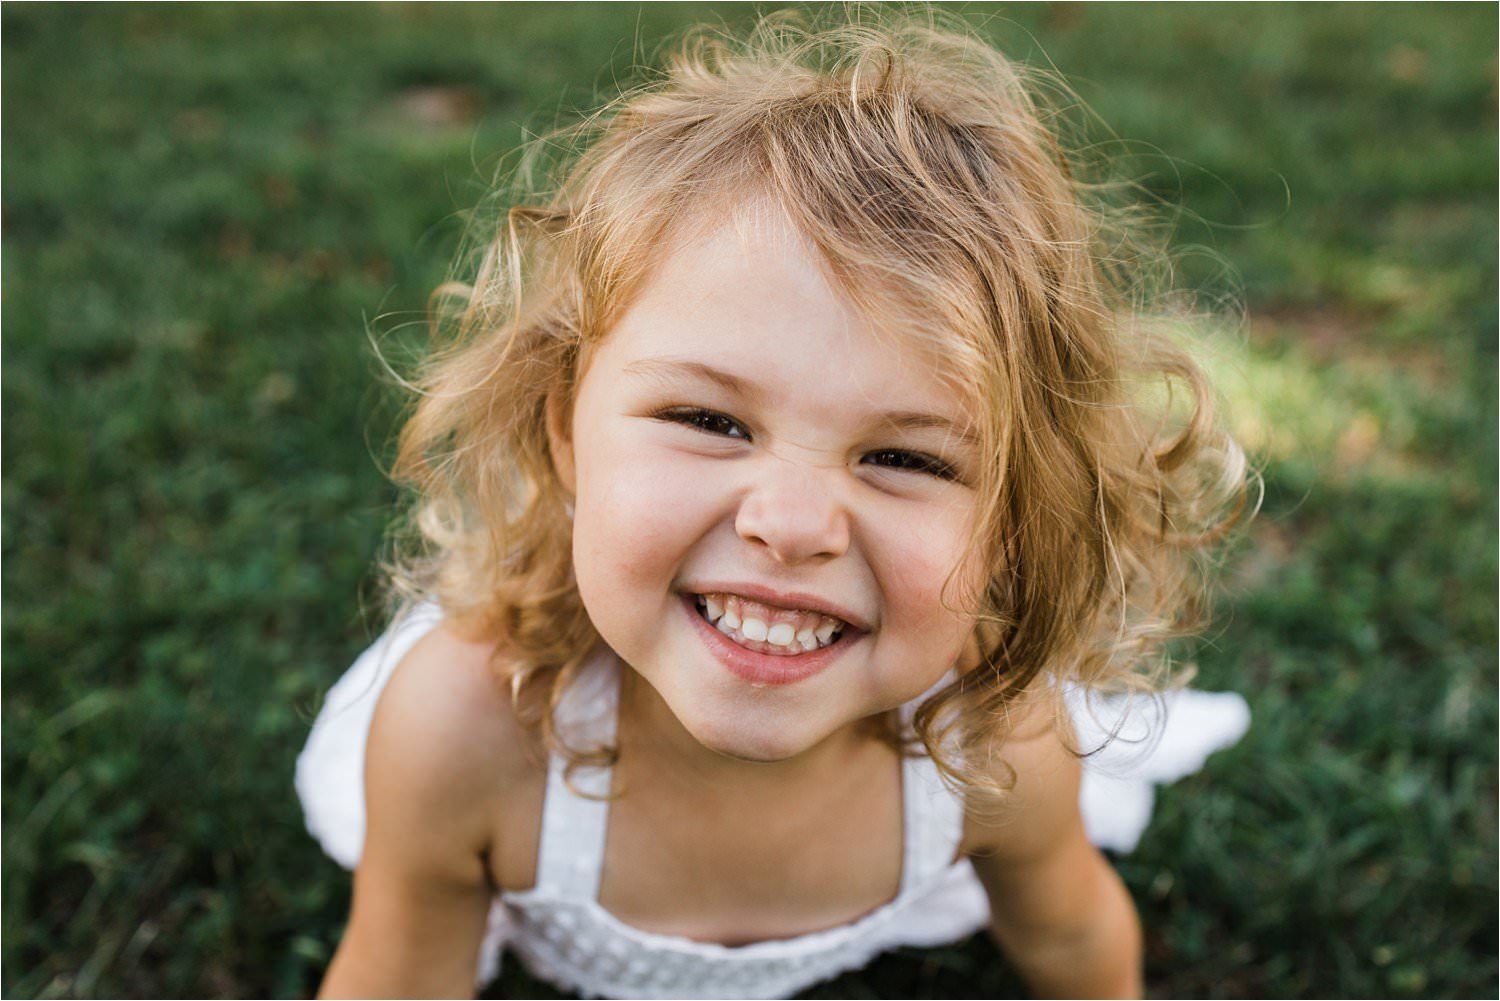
[{"x1": 733, "y1": 487, "x2": 851, "y2": 565}]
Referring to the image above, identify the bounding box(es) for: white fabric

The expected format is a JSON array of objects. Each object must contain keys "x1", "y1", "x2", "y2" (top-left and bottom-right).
[
  {"x1": 293, "y1": 603, "x2": 446, "y2": 870},
  {"x1": 295, "y1": 608, "x2": 1250, "y2": 997},
  {"x1": 1069, "y1": 686, "x2": 1252, "y2": 853}
]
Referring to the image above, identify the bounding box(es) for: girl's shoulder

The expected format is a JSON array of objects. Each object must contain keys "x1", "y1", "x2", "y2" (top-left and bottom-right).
[
  {"x1": 958, "y1": 685, "x2": 1085, "y2": 863},
  {"x1": 364, "y1": 619, "x2": 548, "y2": 890}
]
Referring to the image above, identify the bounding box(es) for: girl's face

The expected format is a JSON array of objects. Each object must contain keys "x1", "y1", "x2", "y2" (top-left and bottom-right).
[{"x1": 552, "y1": 207, "x2": 986, "y2": 762}]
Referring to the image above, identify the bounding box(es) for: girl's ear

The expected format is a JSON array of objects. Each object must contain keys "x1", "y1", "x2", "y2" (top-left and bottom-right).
[{"x1": 544, "y1": 387, "x2": 577, "y2": 497}]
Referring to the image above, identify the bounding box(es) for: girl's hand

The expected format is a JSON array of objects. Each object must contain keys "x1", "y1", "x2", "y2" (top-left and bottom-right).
[
  {"x1": 318, "y1": 627, "x2": 512, "y2": 999},
  {"x1": 965, "y1": 696, "x2": 1145, "y2": 1000}
]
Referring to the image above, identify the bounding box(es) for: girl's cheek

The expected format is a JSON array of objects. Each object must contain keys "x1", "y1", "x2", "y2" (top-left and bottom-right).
[
  {"x1": 580, "y1": 433, "x2": 721, "y2": 560},
  {"x1": 610, "y1": 457, "x2": 711, "y2": 539},
  {"x1": 880, "y1": 499, "x2": 984, "y2": 641}
]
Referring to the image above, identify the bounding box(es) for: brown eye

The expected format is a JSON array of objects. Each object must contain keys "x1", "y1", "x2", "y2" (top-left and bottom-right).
[
  {"x1": 657, "y1": 407, "x2": 750, "y2": 440},
  {"x1": 864, "y1": 449, "x2": 959, "y2": 481}
]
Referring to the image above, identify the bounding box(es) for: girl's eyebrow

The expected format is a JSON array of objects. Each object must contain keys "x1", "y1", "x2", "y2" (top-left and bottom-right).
[
  {"x1": 623, "y1": 356, "x2": 980, "y2": 448},
  {"x1": 625, "y1": 357, "x2": 754, "y2": 398}
]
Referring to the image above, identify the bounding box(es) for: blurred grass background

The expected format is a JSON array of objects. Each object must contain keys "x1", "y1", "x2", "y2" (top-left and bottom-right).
[{"x1": 3, "y1": 3, "x2": 1494, "y2": 998}]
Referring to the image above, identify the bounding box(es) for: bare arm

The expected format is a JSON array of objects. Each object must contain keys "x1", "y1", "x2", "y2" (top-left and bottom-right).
[
  {"x1": 319, "y1": 628, "x2": 510, "y2": 999},
  {"x1": 966, "y1": 699, "x2": 1144, "y2": 999}
]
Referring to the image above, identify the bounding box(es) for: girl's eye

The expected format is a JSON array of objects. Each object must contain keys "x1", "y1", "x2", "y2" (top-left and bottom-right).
[
  {"x1": 863, "y1": 449, "x2": 960, "y2": 481},
  {"x1": 656, "y1": 408, "x2": 958, "y2": 481},
  {"x1": 656, "y1": 407, "x2": 750, "y2": 439}
]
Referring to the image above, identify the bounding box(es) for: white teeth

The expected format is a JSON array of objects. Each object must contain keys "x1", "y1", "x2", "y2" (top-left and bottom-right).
[
  {"x1": 766, "y1": 623, "x2": 796, "y2": 647},
  {"x1": 694, "y1": 593, "x2": 849, "y2": 654}
]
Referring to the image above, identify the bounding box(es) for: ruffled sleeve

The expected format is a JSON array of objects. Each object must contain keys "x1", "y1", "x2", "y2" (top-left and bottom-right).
[
  {"x1": 1067, "y1": 687, "x2": 1251, "y2": 853},
  {"x1": 293, "y1": 603, "x2": 445, "y2": 869}
]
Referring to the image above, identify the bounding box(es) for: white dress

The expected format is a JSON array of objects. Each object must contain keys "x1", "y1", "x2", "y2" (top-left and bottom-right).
[{"x1": 295, "y1": 604, "x2": 1250, "y2": 998}]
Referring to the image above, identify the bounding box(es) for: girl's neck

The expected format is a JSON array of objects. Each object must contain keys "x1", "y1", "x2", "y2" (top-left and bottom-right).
[{"x1": 616, "y1": 669, "x2": 882, "y2": 796}]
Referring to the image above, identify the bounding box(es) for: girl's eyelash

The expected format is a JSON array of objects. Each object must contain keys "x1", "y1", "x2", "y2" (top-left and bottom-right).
[
  {"x1": 657, "y1": 407, "x2": 749, "y2": 439},
  {"x1": 654, "y1": 407, "x2": 960, "y2": 482},
  {"x1": 864, "y1": 449, "x2": 959, "y2": 481}
]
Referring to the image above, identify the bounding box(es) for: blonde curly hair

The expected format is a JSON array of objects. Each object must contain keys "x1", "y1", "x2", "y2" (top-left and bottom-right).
[{"x1": 383, "y1": 9, "x2": 1250, "y2": 797}]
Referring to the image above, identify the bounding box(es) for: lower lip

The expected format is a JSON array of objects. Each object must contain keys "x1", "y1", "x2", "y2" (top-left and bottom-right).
[{"x1": 679, "y1": 593, "x2": 857, "y2": 687}]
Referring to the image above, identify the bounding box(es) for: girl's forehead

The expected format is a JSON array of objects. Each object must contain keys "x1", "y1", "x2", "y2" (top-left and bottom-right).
[
  {"x1": 629, "y1": 203, "x2": 972, "y2": 365},
  {"x1": 594, "y1": 210, "x2": 983, "y2": 433}
]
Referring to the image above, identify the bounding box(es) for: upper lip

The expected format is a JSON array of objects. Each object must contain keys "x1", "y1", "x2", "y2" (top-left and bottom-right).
[{"x1": 684, "y1": 582, "x2": 871, "y2": 633}]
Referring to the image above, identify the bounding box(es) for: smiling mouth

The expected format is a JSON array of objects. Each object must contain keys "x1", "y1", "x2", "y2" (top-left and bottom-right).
[{"x1": 691, "y1": 593, "x2": 847, "y2": 657}]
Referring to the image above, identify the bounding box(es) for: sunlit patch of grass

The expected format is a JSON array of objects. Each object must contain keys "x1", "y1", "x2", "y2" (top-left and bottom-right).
[{"x1": 1204, "y1": 318, "x2": 1471, "y2": 490}]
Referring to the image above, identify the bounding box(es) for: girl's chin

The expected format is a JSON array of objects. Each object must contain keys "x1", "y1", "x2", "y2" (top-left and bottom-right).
[
  {"x1": 668, "y1": 690, "x2": 847, "y2": 764},
  {"x1": 619, "y1": 637, "x2": 878, "y2": 764},
  {"x1": 689, "y1": 724, "x2": 813, "y2": 764}
]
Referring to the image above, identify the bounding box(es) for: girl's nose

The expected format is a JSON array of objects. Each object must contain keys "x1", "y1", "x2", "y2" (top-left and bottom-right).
[{"x1": 733, "y1": 458, "x2": 851, "y2": 565}]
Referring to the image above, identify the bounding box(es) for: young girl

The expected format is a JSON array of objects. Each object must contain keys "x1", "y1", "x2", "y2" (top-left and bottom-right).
[{"x1": 297, "y1": 14, "x2": 1252, "y2": 999}]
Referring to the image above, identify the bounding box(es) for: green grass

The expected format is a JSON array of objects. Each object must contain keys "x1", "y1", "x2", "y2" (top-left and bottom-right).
[{"x1": 4, "y1": 4, "x2": 1495, "y2": 998}]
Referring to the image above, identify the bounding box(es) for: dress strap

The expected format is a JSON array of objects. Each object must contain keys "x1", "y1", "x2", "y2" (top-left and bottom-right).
[
  {"x1": 899, "y1": 752, "x2": 965, "y2": 894},
  {"x1": 897, "y1": 675, "x2": 966, "y2": 895},
  {"x1": 532, "y1": 646, "x2": 621, "y2": 900}
]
